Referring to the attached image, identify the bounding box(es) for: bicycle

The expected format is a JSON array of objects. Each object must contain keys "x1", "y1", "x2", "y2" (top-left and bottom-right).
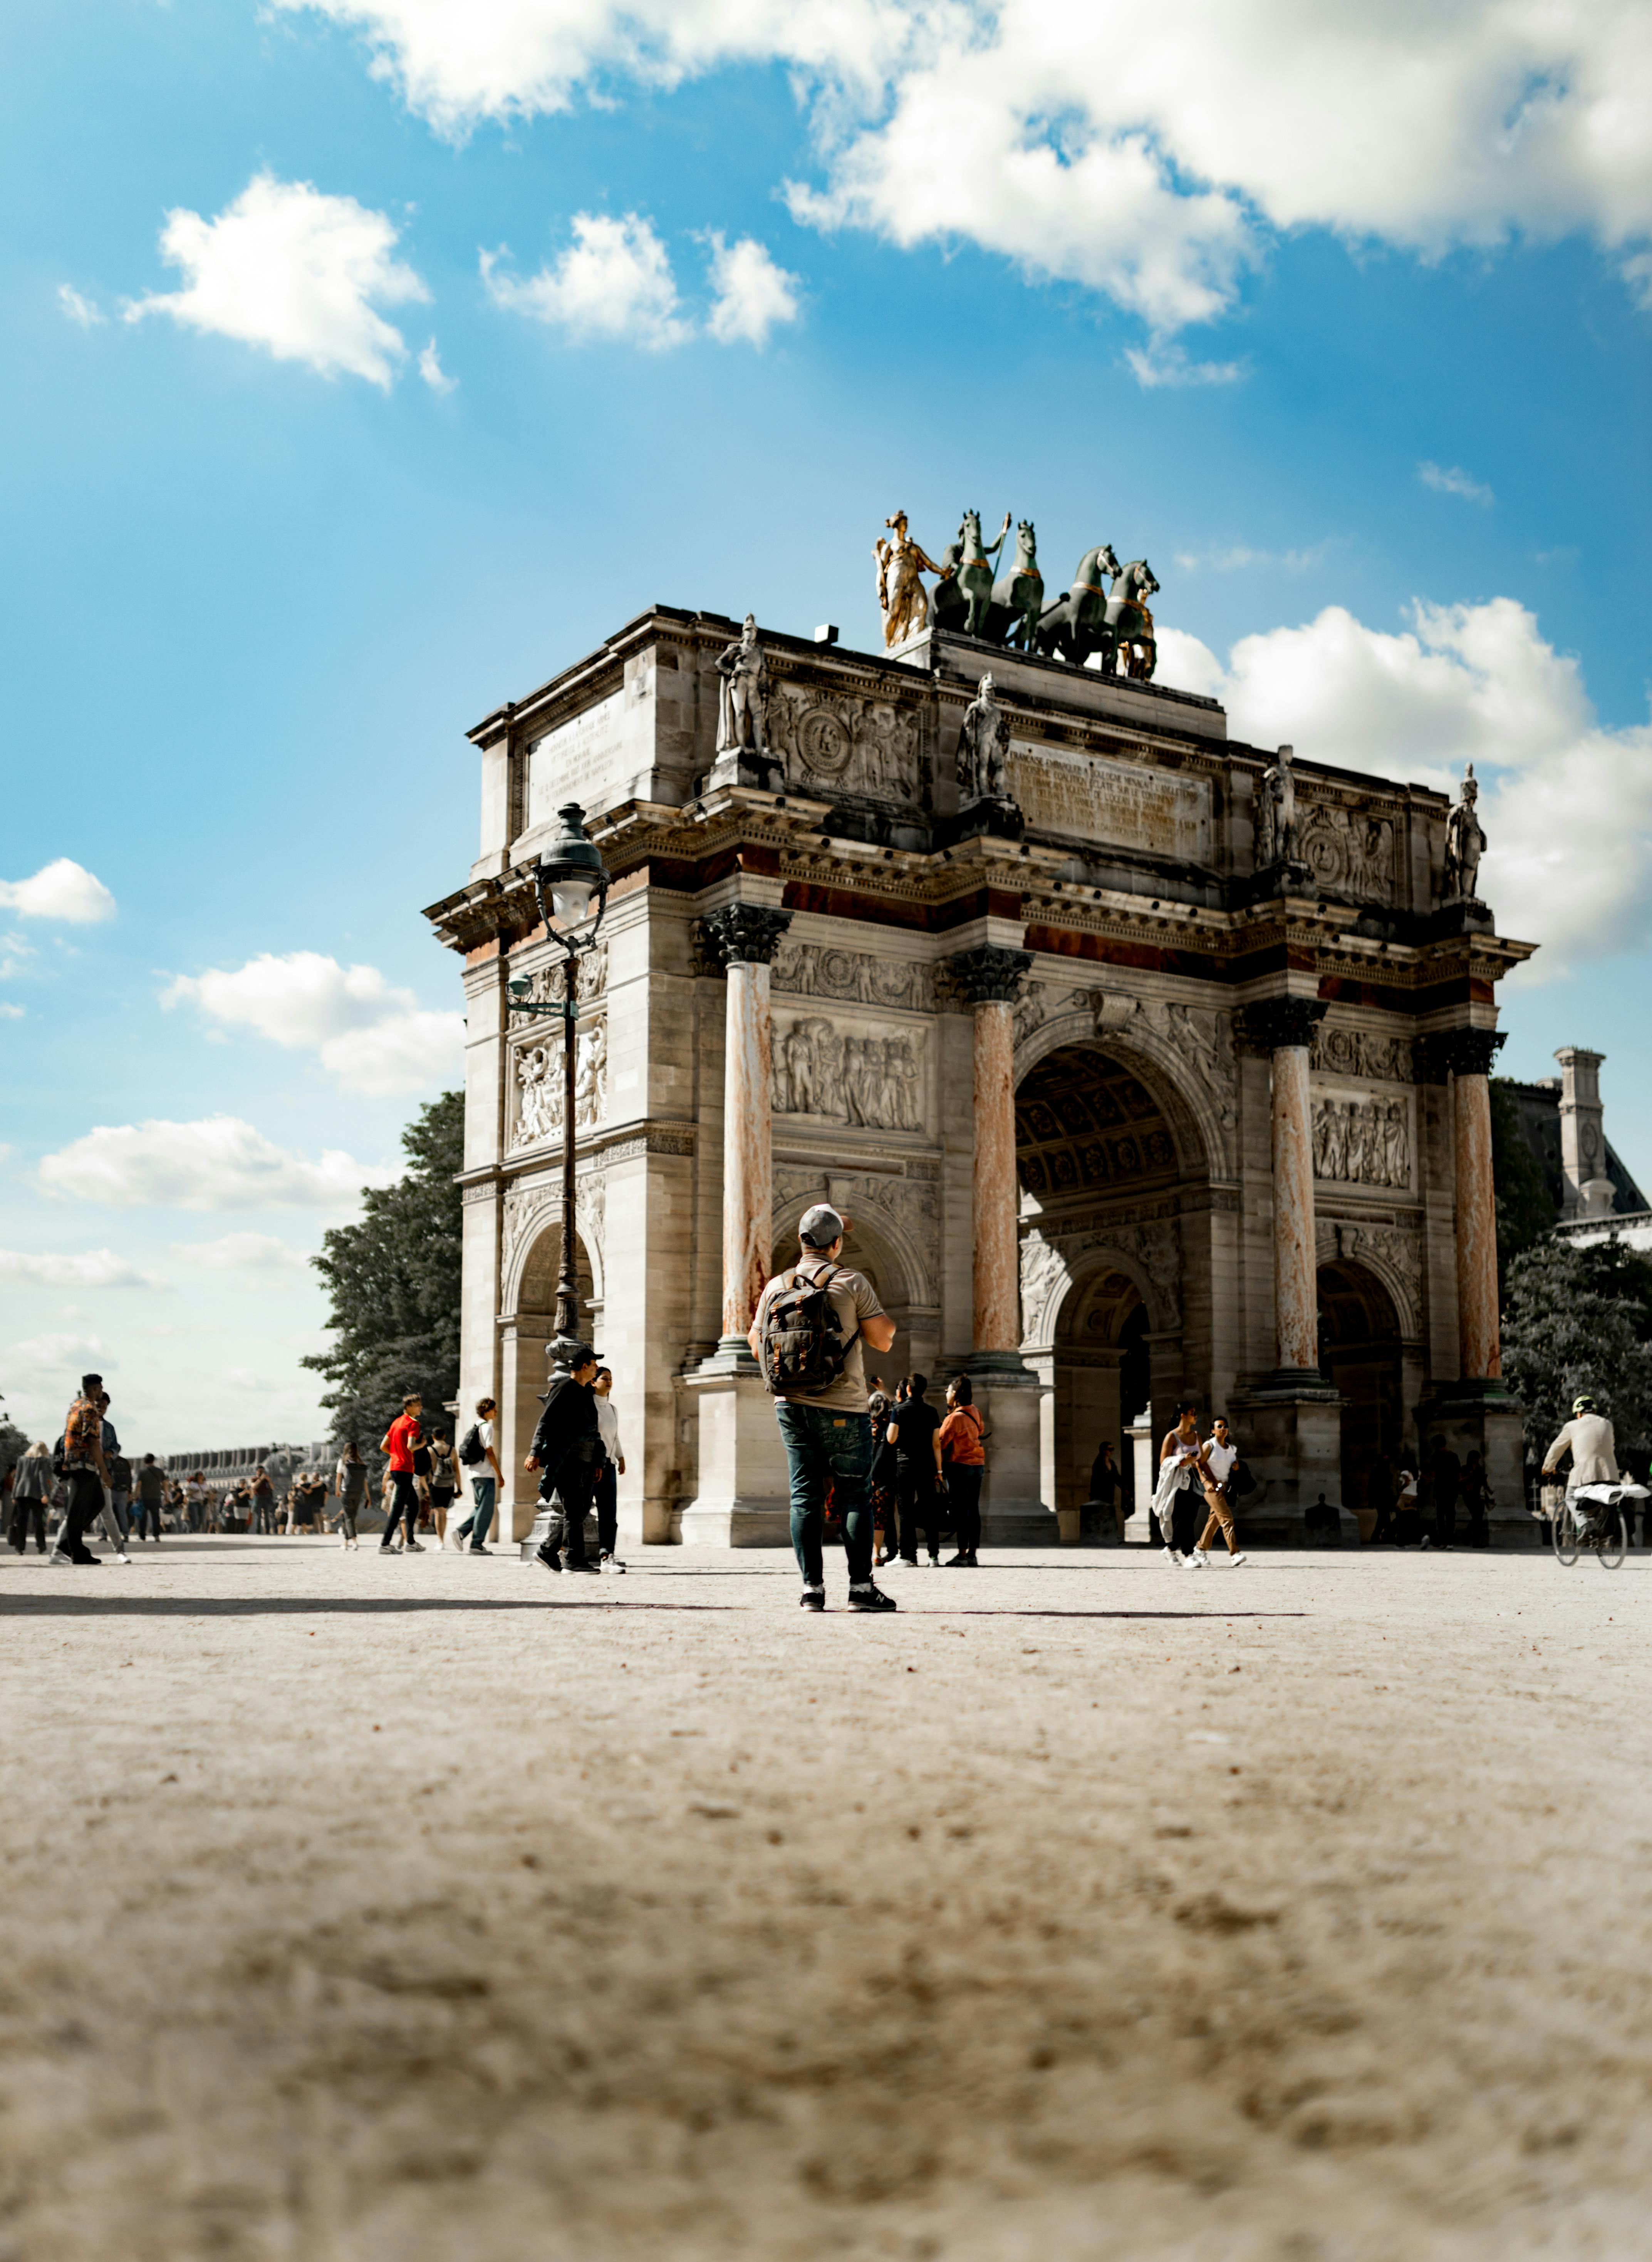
[{"x1": 1549, "y1": 1481, "x2": 1646, "y2": 1570}]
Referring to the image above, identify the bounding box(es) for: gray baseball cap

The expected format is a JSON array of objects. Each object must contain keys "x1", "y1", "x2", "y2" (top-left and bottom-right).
[{"x1": 798, "y1": 1203, "x2": 845, "y2": 1248}]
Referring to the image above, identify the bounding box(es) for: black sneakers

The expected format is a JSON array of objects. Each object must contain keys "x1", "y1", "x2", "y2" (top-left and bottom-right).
[
  {"x1": 565, "y1": 1559, "x2": 600, "y2": 1575},
  {"x1": 534, "y1": 1545, "x2": 563, "y2": 1575},
  {"x1": 848, "y1": 1583, "x2": 897, "y2": 1612},
  {"x1": 800, "y1": 1586, "x2": 825, "y2": 1611}
]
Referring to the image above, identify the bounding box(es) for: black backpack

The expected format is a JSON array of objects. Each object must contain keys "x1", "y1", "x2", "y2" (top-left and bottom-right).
[
  {"x1": 759, "y1": 1265, "x2": 859, "y2": 1398},
  {"x1": 458, "y1": 1424, "x2": 485, "y2": 1466}
]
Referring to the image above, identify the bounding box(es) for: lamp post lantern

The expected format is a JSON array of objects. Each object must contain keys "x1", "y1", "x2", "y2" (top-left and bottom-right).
[{"x1": 505, "y1": 801, "x2": 609, "y2": 1362}]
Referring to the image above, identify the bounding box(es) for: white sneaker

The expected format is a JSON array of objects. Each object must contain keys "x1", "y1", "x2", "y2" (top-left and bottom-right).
[
  {"x1": 1189, "y1": 1548, "x2": 1210, "y2": 1568},
  {"x1": 1228, "y1": 1551, "x2": 1248, "y2": 1568},
  {"x1": 114, "y1": 1552, "x2": 131, "y2": 1564},
  {"x1": 1162, "y1": 1546, "x2": 1184, "y2": 1567}
]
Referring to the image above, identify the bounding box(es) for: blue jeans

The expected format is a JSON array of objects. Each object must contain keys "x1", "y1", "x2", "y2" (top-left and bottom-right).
[
  {"x1": 457, "y1": 1475, "x2": 496, "y2": 1548},
  {"x1": 775, "y1": 1402, "x2": 873, "y2": 1588}
]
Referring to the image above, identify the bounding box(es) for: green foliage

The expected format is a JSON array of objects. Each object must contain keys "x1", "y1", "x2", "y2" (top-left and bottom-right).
[
  {"x1": 301, "y1": 1090, "x2": 464, "y2": 1452},
  {"x1": 1489, "y1": 1075, "x2": 1555, "y2": 1296},
  {"x1": 0, "y1": 1417, "x2": 30, "y2": 1475},
  {"x1": 1501, "y1": 1234, "x2": 1652, "y2": 1464}
]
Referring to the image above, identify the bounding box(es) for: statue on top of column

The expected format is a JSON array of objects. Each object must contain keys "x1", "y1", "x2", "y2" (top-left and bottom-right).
[
  {"x1": 714, "y1": 613, "x2": 769, "y2": 757},
  {"x1": 1256, "y1": 743, "x2": 1298, "y2": 869},
  {"x1": 1444, "y1": 764, "x2": 1488, "y2": 902},
  {"x1": 957, "y1": 673, "x2": 1012, "y2": 805}
]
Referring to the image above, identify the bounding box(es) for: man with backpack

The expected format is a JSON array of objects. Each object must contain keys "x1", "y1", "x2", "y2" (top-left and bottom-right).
[
  {"x1": 52, "y1": 1371, "x2": 110, "y2": 1566},
  {"x1": 453, "y1": 1398, "x2": 503, "y2": 1553},
  {"x1": 749, "y1": 1203, "x2": 899, "y2": 1615}
]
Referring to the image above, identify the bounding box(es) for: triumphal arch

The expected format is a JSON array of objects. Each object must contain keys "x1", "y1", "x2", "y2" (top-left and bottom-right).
[{"x1": 425, "y1": 537, "x2": 1534, "y2": 1547}]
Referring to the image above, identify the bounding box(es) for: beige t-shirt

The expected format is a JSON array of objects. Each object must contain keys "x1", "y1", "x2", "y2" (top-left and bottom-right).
[{"x1": 754, "y1": 1259, "x2": 885, "y2": 1413}]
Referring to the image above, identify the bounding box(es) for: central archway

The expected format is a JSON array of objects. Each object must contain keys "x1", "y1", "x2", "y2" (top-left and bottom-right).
[{"x1": 1017, "y1": 1035, "x2": 1216, "y2": 1534}]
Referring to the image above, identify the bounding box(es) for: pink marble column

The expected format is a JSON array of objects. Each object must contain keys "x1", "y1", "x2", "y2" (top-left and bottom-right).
[
  {"x1": 702, "y1": 903, "x2": 793, "y2": 1353},
  {"x1": 1271, "y1": 1040, "x2": 1319, "y2": 1373},
  {"x1": 722, "y1": 959, "x2": 773, "y2": 1343},
  {"x1": 1245, "y1": 996, "x2": 1327, "y2": 1379},
  {"x1": 949, "y1": 945, "x2": 1034, "y2": 1355},
  {"x1": 1438, "y1": 1029, "x2": 1506, "y2": 1380}
]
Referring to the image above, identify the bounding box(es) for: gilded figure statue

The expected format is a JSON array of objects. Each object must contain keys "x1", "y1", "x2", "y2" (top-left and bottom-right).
[{"x1": 874, "y1": 512, "x2": 948, "y2": 651}]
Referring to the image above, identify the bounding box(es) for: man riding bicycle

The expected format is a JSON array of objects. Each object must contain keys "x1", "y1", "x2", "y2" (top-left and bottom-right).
[{"x1": 1541, "y1": 1394, "x2": 1619, "y2": 1535}]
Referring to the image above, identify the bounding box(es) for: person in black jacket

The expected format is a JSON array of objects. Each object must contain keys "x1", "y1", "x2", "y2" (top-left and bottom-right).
[{"x1": 528, "y1": 1343, "x2": 603, "y2": 1576}]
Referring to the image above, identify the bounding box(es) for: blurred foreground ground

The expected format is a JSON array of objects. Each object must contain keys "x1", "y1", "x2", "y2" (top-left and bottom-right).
[{"x1": 2, "y1": 1538, "x2": 1649, "y2": 2260}]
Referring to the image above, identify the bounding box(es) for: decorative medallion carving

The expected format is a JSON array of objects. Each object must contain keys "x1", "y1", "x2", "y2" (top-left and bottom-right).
[
  {"x1": 766, "y1": 686, "x2": 923, "y2": 804},
  {"x1": 1298, "y1": 803, "x2": 1395, "y2": 902},
  {"x1": 1312, "y1": 1023, "x2": 1411, "y2": 1083},
  {"x1": 1312, "y1": 1093, "x2": 1411, "y2": 1188},
  {"x1": 771, "y1": 939, "x2": 936, "y2": 1013}
]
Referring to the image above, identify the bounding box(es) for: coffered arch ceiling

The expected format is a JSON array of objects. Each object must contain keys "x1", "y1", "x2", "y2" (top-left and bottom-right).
[{"x1": 1015, "y1": 1045, "x2": 1179, "y2": 1201}]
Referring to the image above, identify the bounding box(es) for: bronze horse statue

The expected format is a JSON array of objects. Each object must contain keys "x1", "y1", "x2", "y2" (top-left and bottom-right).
[
  {"x1": 931, "y1": 509, "x2": 1012, "y2": 638},
  {"x1": 1033, "y1": 542, "x2": 1122, "y2": 665},
  {"x1": 986, "y1": 519, "x2": 1044, "y2": 649},
  {"x1": 1101, "y1": 559, "x2": 1160, "y2": 679}
]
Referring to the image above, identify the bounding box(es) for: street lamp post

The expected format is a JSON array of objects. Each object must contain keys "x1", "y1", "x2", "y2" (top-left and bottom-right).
[{"x1": 505, "y1": 800, "x2": 610, "y2": 1362}]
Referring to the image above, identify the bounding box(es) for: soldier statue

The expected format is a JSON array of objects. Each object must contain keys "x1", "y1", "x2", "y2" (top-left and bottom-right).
[
  {"x1": 715, "y1": 613, "x2": 768, "y2": 757},
  {"x1": 957, "y1": 673, "x2": 1012, "y2": 804},
  {"x1": 1256, "y1": 743, "x2": 1298, "y2": 869},
  {"x1": 1444, "y1": 764, "x2": 1488, "y2": 901}
]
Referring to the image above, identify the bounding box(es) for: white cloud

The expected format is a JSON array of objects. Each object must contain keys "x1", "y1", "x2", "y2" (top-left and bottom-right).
[
  {"x1": 1419, "y1": 459, "x2": 1495, "y2": 506},
  {"x1": 0, "y1": 1003, "x2": 22, "y2": 1021},
  {"x1": 1160, "y1": 596, "x2": 1652, "y2": 979},
  {"x1": 418, "y1": 337, "x2": 456, "y2": 391},
  {"x1": 483, "y1": 213, "x2": 689, "y2": 348},
  {"x1": 0, "y1": 1249, "x2": 166, "y2": 1289},
  {"x1": 0, "y1": 859, "x2": 116, "y2": 923},
  {"x1": 122, "y1": 172, "x2": 430, "y2": 387},
  {"x1": 1124, "y1": 342, "x2": 1247, "y2": 389},
  {"x1": 274, "y1": 0, "x2": 1652, "y2": 327},
  {"x1": 172, "y1": 1232, "x2": 314, "y2": 1276},
  {"x1": 704, "y1": 233, "x2": 802, "y2": 345},
  {"x1": 38, "y1": 1117, "x2": 397, "y2": 1211},
  {"x1": 1173, "y1": 542, "x2": 1333, "y2": 575},
  {"x1": 57, "y1": 284, "x2": 105, "y2": 328},
  {"x1": 1625, "y1": 249, "x2": 1652, "y2": 309},
  {"x1": 161, "y1": 950, "x2": 463, "y2": 1095}
]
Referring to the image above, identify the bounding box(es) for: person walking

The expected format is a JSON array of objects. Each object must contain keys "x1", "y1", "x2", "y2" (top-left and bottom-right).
[
  {"x1": 426, "y1": 1430, "x2": 459, "y2": 1547},
  {"x1": 52, "y1": 1371, "x2": 110, "y2": 1565},
  {"x1": 453, "y1": 1398, "x2": 502, "y2": 1553},
  {"x1": 750, "y1": 1202, "x2": 898, "y2": 1614},
  {"x1": 938, "y1": 1375, "x2": 986, "y2": 1567},
  {"x1": 102, "y1": 1426, "x2": 134, "y2": 1561},
  {"x1": 334, "y1": 1441, "x2": 367, "y2": 1549},
  {"x1": 869, "y1": 1379, "x2": 899, "y2": 1568},
  {"x1": 528, "y1": 1347, "x2": 603, "y2": 1576},
  {"x1": 379, "y1": 1394, "x2": 426, "y2": 1554},
  {"x1": 1150, "y1": 1402, "x2": 1206, "y2": 1565},
  {"x1": 592, "y1": 1368, "x2": 627, "y2": 1572},
  {"x1": 249, "y1": 1464, "x2": 274, "y2": 1537},
  {"x1": 1188, "y1": 1415, "x2": 1247, "y2": 1568},
  {"x1": 887, "y1": 1375, "x2": 945, "y2": 1566},
  {"x1": 1087, "y1": 1440, "x2": 1123, "y2": 1543},
  {"x1": 8, "y1": 1441, "x2": 52, "y2": 1554}
]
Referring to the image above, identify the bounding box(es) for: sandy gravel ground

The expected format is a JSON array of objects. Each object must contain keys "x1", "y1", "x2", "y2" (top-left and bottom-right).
[{"x1": 2, "y1": 1533, "x2": 1650, "y2": 2261}]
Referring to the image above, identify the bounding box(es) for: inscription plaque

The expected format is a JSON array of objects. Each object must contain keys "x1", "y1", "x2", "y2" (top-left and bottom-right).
[
  {"x1": 527, "y1": 690, "x2": 626, "y2": 830},
  {"x1": 1008, "y1": 739, "x2": 1213, "y2": 861}
]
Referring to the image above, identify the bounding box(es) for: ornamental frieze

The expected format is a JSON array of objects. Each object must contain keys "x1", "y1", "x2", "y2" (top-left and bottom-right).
[
  {"x1": 765, "y1": 684, "x2": 923, "y2": 804},
  {"x1": 771, "y1": 938, "x2": 935, "y2": 1013},
  {"x1": 1311, "y1": 1023, "x2": 1412, "y2": 1083},
  {"x1": 1312, "y1": 1092, "x2": 1412, "y2": 1189}
]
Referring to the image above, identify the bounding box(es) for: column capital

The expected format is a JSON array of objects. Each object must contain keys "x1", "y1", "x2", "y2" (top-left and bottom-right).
[
  {"x1": 698, "y1": 903, "x2": 793, "y2": 969},
  {"x1": 1237, "y1": 996, "x2": 1327, "y2": 1053},
  {"x1": 947, "y1": 943, "x2": 1033, "y2": 1006},
  {"x1": 1415, "y1": 1027, "x2": 1506, "y2": 1083}
]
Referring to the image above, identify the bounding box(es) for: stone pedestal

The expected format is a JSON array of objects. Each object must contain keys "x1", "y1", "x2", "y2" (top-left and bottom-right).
[
  {"x1": 679, "y1": 1355, "x2": 792, "y2": 1547},
  {"x1": 968, "y1": 1356, "x2": 1056, "y2": 1544},
  {"x1": 1227, "y1": 1385, "x2": 1343, "y2": 1543},
  {"x1": 1415, "y1": 1383, "x2": 1533, "y2": 1547}
]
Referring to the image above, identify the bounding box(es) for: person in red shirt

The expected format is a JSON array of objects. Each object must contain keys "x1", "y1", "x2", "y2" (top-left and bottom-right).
[
  {"x1": 938, "y1": 1375, "x2": 987, "y2": 1567},
  {"x1": 379, "y1": 1393, "x2": 426, "y2": 1554}
]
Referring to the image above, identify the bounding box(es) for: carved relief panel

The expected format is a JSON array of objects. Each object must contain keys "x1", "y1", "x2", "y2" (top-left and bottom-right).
[
  {"x1": 1296, "y1": 802, "x2": 1396, "y2": 904},
  {"x1": 772, "y1": 1014, "x2": 927, "y2": 1132},
  {"x1": 772, "y1": 938, "x2": 936, "y2": 1014},
  {"x1": 510, "y1": 1018, "x2": 607, "y2": 1153},
  {"x1": 1311, "y1": 1021, "x2": 1410, "y2": 1083},
  {"x1": 1311, "y1": 1089, "x2": 1412, "y2": 1190},
  {"x1": 766, "y1": 685, "x2": 924, "y2": 805}
]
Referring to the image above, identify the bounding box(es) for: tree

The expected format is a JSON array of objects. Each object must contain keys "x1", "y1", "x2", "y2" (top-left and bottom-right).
[
  {"x1": 1501, "y1": 1234, "x2": 1652, "y2": 1468},
  {"x1": 1489, "y1": 1075, "x2": 1555, "y2": 1297},
  {"x1": 302, "y1": 1090, "x2": 463, "y2": 1451},
  {"x1": 0, "y1": 1417, "x2": 29, "y2": 1477}
]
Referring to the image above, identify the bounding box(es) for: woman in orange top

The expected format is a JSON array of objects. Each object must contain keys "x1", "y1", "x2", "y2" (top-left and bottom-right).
[{"x1": 938, "y1": 1376, "x2": 986, "y2": 1567}]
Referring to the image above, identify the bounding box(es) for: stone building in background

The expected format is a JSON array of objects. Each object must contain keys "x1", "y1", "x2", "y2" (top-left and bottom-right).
[
  {"x1": 1504, "y1": 1049, "x2": 1649, "y2": 1248},
  {"x1": 424, "y1": 606, "x2": 1537, "y2": 1545}
]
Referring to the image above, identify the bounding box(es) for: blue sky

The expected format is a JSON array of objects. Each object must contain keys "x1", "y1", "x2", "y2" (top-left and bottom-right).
[{"x1": 2, "y1": 0, "x2": 1649, "y2": 1450}]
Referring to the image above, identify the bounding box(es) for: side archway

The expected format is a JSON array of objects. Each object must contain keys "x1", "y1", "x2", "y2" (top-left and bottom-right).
[{"x1": 1318, "y1": 1258, "x2": 1403, "y2": 1524}]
